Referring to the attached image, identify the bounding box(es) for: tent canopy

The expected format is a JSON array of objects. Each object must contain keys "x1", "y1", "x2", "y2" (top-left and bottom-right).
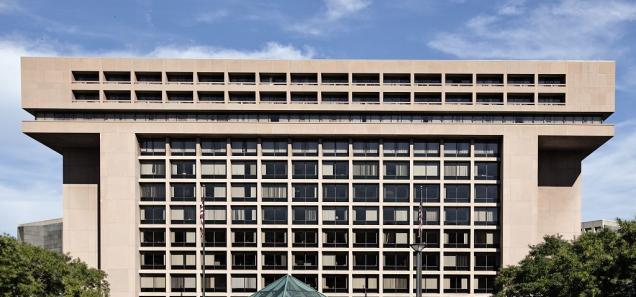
[{"x1": 249, "y1": 275, "x2": 327, "y2": 297}]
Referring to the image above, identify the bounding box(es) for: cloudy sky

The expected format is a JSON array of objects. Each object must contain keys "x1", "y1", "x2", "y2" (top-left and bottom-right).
[{"x1": 1, "y1": 0, "x2": 635, "y2": 235}]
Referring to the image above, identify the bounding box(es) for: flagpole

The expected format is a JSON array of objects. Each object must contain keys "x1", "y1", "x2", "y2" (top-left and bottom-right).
[{"x1": 201, "y1": 196, "x2": 206, "y2": 297}]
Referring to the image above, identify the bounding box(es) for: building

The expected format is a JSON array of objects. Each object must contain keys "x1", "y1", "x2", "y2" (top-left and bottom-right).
[
  {"x1": 581, "y1": 219, "x2": 619, "y2": 233},
  {"x1": 21, "y1": 57, "x2": 614, "y2": 297},
  {"x1": 17, "y1": 218, "x2": 63, "y2": 253}
]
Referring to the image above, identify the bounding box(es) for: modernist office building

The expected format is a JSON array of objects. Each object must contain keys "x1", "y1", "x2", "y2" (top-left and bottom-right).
[{"x1": 21, "y1": 58, "x2": 614, "y2": 297}]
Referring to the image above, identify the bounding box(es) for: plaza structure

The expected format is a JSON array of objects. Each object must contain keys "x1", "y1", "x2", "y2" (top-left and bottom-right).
[
  {"x1": 21, "y1": 58, "x2": 614, "y2": 296},
  {"x1": 17, "y1": 218, "x2": 63, "y2": 253},
  {"x1": 581, "y1": 219, "x2": 619, "y2": 233}
]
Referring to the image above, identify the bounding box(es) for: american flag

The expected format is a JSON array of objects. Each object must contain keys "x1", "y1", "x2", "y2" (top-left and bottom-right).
[{"x1": 199, "y1": 204, "x2": 206, "y2": 235}]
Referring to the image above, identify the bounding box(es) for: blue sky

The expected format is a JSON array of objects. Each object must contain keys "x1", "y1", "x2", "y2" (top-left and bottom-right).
[{"x1": 0, "y1": 0, "x2": 635, "y2": 235}]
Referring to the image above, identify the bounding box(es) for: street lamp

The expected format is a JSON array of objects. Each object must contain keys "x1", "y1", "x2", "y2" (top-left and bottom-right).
[{"x1": 410, "y1": 242, "x2": 427, "y2": 297}]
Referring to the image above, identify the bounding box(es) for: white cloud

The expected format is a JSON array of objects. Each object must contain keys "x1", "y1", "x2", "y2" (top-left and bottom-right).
[
  {"x1": 582, "y1": 121, "x2": 636, "y2": 220},
  {"x1": 0, "y1": 0, "x2": 17, "y2": 13},
  {"x1": 428, "y1": 0, "x2": 636, "y2": 59},
  {"x1": 0, "y1": 38, "x2": 315, "y2": 235},
  {"x1": 291, "y1": 0, "x2": 371, "y2": 36}
]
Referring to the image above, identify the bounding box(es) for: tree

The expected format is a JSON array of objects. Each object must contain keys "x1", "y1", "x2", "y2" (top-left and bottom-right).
[
  {"x1": 0, "y1": 235, "x2": 109, "y2": 297},
  {"x1": 496, "y1": 219, "x2": 636, "y2": 297}
]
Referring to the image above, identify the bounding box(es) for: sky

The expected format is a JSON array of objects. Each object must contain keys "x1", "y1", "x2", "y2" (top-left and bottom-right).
[{"x1": 0, "y1": 0, "x2": 635, "y2": 235}]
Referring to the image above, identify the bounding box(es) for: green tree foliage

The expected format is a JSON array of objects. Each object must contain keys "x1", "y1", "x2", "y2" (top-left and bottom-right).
[
  {"x1": 0, "y1": 235, "x2": 109, "y2": 297},
  {"x1": 496, "y1": 219, "x2": 636, "y2": 297}
]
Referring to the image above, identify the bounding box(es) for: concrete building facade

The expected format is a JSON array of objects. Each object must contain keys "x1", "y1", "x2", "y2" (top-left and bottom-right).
[
  {"x1": 21, "y1": 58, "x2": 614, "y2": 296},
  {"x1": 581, "y1": 219, "x2": 619, "y2": 233},
  {"x1": 17, "y1": 218, "x2": 63, "y2": 253}
]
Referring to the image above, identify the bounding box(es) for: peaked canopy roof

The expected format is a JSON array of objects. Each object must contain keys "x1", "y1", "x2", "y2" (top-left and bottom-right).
[{"x1": 249, "y1": 275, "x2": 327, "y2": 297}]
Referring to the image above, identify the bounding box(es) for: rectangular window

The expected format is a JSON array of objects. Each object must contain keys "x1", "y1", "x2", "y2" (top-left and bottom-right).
[
  {"x1": 474, "y1": 141, "x2": 499, "y2": 157},
  {"x1": 323, "y1": 184, "x2": 348, "y2": 202},
  {"x1": 413, "y1": 161, "x2": 439, "y2": 179},
  {"x1": 415, "y1": 252, "x2": 440, "y2": 271},
  {"x1": 201, "y1": 139, "x2": 226, "y2": 156},
  {"x1": 415, "y1": 229, "x2": 440, "y2": 247},
  {"x1": 352, "y1": 184, "x2": 379, "y2": 202},
  {"x1": 262, "y1": 252, "x2": 288, "y2": 270},
  {"x1": 384, "y1": 161, "x2": 409, "y2": 179},
  {"x1": 140, "y1": 183, "x2": 165, "y2": 201},
  {"x1": 203, "y1": 274, "x2": 227, "y2": 292},
  {"x1": 322, "y1": 252, "x2": 348, "y2": 269},
  {"x1": 443, "y1": 275, "x2": 470, "y2": 293},
  {"x1": 475, "y1": 230, "x2": 499, "y2": 248},
  {"x1": 292, "y1": 183, "x2": 317, "y2": 202},
  {"x1": 419, "y1": 275, "x2": 439, "y2": 293},
  {"x1": 475, "y1": 184, "x2": 499, "y2": 203},
  {"x1": 231, "y1": 139, "x2": 257, "y2": 156},
  {"x1": 170, "y1": 139, "x2": 196, "y2": 156},
  {"x1": 292, "y1": 161, "x2": 318, "y2": 179},
  {"x1": 475, "y1": 162, "x2": 499, "y2": 180},
  {"x1": 140, "y1": 138, "x2": 165, "y2": 156},
  {"x1": 140, "y1": 206, "x2": 165, "y2": 224},
  {"x1": 231, "y1": 161, "x2": 257, "y2": 179},
  {"x1": 475, "y1": 275, "x2": 496, "y2": 293},
  {"x1": 444, "y1": 162, "x2": 470, "y2": 180},
  {"x1": 261, "y1": 183, "x2": 288, "y2": 202},
  {"x1": 444, "y1": 141, "x2": 470, "y2": 157},
  {"x1": 445, "y1": 184, "x2": 470, "y2": 203},
  {"x1": 352, "y1": 275, "x2": 379, "y2": 293},
  {"x1": 353, "y1": 252, "x2": 379, "y2": 270},
  {"x1": 292, "y1": 206, "x2": 318, "y2": 224},
  {"x1": 474, "y1": 208, "x2": 499, "y2": 225},
  {"x1": 292, "y1": 229, "x2": 318, "y2": 247},
  {"x1": 261, "y1": 161, "x2": 287, "y2": 179},
  {"x1": 203, "y1": 253, "x2": 226, "y2": 270},
  {"x1": 383, "y1": 184, "x2": 409, "y2": 202},
  {"x1": 292, "y1": 252, "x2": 318, "y2": 270},
  {"x1": 444, "y1": 253, "x2": 470, "y2": 271},
  {"x1": 170, "y1": 252, "x2": 195, "y2": 270},
  {"x1": 292, "y1": 140, "x2": 318, "y2": 156},
  {"x1": 170, "y1": 206, "x2": 195, "y2": 224},
  {"x1": 413, "y1": 207, "x2": 440, "y2": 225},
  {"x1": 262, "y1": 229, "x2": 287, "y2": 247},
  {"x1": 201, "y1": 161, "x2": 226, "y2": 179},
  {"x1": 231, "y1": 229, "x2": 256, "y2": 247},
  {"x1": 352, "y1": 141, "x2": 379, "y2": 156},
  {"x1": 383, "y1": 207, "x2": 409, "y2": 225},
  {"x1": 322, "y1": 161, "x2": 348, "y2": 179},
  {"x1": 383, "y1": 230, "x2": 409, "y2": 247},
  {"x1": 353, "y1": 161, "x2": 379, "y2": 179},
  {"x1": 231, "y1": 206, "x2": 257, "y2": 224},
  {"x1": 201, "y1": 183, "x2": 226, "y2": 201},
  {"x1": 383, "y1": 141, "x2": 410, "y2": 157},
  {"x1": 140, "y1": 228, "x2": 165, "y2": 247},
  {"x1": 323, "y1": 275, "x2": 348, "y2": 293},
  {"x1": 262, "y1": 206, "x2": 288, "y2": 224},
  {"x1": 171, "y1": 229, "x2": 197, "y2": 247},
  {"x1": 414, "y1": 184, "x2": 440, "y2": 203},
  {"x1": 353, "y1": 207, "x2": 379, "y2": 225},
  {"x1": 140, "y1": 274, "x2": 166, "y2": 292},
  {"x1": 262, "y1": 140, "x2": 288, "y2": 156},
  {"x1": 140, "y1": 251, "x2": 165, "y2": 269},
  {"x1": 322, "y1": 229, "x2": 348, "y2": 248},
  {"x1": 204, "y1": 229, "x2": 226, "y2": 247},
  {"x1": 231, "y1": 183, "x2": 257, "y2": 201},
  {"x1": 444, "y1": 230, "x2": 470, "y2": 248},
  {"x1": 171, "y1": 160, "x2": 196, "y2": 179},
  {"x1": 383, "y1": 275, "x2": 409, "y2": 292},
  {"x1": 231, "y1": 274, "x2": 257, "y2": 292},
  {"x1": 445, "y1": 207, "x2": 471, "y2": 225},
  {"x1": 204, "y1": 206, "x2": 226, "y2": 224},
  {"x1": 322, "y1": 140, "x2": 348, "y2": 156},
  {"x1": 170, "y1": 183, "x2": 195, "y2": 201},
  {"x1": 322, "y1": 207, "x2": 348, "y2": 225},
  {"x1": 140, "y1": 161, "x2": 165, "y2": 178},
  {"x1": 475, "y1": 253, "x2": 500, "y2": 271}
]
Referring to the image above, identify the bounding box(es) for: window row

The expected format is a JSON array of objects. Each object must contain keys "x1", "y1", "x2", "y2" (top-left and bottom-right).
[
  {"x1": 139, "y1": 273, "x2": 495, "y2": 294},
  {"x1": 73, "y1": 70, "x2": 564, "y2": 86},
  {"x1": 141, "y1": 183, "x2": 499, "y2": 203},
  {"x1": 140, "y1": 138, "x2": 499, "y2": 157},
  {"x1": 140, "y1": 228, "x2": 500, "y2": 249},
  {"x1": 140, "y1": 250, "x2": 499, "y2": 272},
  {"x1": 73, "y1": 89, "x2": 566, "y2": 105},
  {"x1": 140, "y1": 206, "x2": 499, "y2": 226},
  {"x1": 139, "y1": 160, "x2": 499, "y2": 180}
]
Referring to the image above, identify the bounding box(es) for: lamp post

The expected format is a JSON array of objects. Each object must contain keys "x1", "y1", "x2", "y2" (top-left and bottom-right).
[{"x1": 411, "y1": 242, "x2": 426, "y2": 297}]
